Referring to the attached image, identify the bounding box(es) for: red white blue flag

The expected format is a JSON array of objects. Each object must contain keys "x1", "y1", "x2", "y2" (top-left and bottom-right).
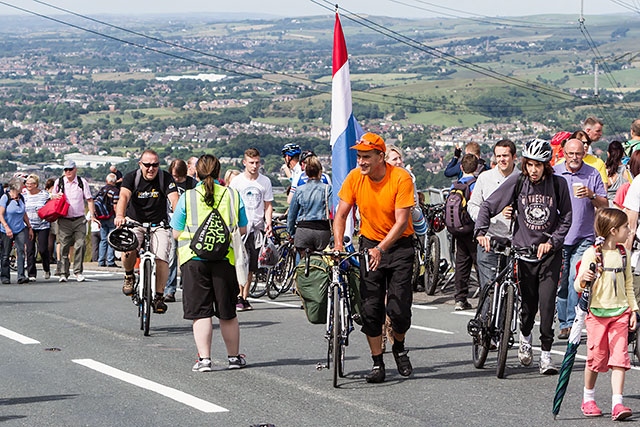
[{"x1": 331, "y1": 12, "x2": 363, "y2": 240}]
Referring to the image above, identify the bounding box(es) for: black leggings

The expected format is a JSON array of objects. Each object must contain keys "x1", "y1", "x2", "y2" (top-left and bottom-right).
[{"x1": 27, "y1": 228, "x2": 51, "y2": 277}]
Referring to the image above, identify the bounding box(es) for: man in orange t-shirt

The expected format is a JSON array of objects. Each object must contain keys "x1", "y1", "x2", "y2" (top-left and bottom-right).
[{"x1": 334, "y1": 132, "x2": 415, "y2": 384}]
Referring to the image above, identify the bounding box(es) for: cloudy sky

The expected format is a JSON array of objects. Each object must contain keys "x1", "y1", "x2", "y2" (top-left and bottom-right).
[{"x1": 0, "y1": 0, "x2": 631, "y2": 18}]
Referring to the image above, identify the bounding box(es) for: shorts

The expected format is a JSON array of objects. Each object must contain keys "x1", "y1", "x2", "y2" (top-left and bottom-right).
[
  {"x1": 181, "y1": 259, "x2": 239, "y2": 320},
  {"x1": 131, "y1": 224, "x2": 172, "y2": 263},
  {"x1": 585, "y1": 308, "x2": 631, "y2": 372},
  {"x1": 244, "y1": 231, "x2": 261, "y2": 273}
]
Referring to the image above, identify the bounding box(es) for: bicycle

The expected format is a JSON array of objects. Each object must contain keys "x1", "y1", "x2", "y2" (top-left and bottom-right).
[
  {"x1": 303, "y1": 249, "x2": 362, "y2": 388},
  {"x1": 266, "y1": 220, "x2": 297, "y2": 299},
  {"x1": 420, "y1": 202, "x2": 445, "y2": 295},
  {"x1": 467, "y1": 237, "x2": 538, "y2": 378},
  {"x1": 112, "y1": 220, "x2": 168, "y2": 337}
]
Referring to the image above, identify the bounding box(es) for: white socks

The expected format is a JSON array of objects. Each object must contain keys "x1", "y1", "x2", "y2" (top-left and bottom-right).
[{"x1": 583, "y1": 387, "x2": 595, "y2": 403}]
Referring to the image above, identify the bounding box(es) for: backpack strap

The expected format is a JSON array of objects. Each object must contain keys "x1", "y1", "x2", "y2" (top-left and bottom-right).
[
  {"x1": 509, "y1": 174, "x2": 526, "y2": 235},
  {"x1": 135, "y1": 168, "x2": 166, "y2": 197}
]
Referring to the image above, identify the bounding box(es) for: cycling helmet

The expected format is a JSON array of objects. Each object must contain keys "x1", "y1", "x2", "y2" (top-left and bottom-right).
[
  {"x1": 300, "y1": 150, "x2": 316, "y2": 163},
  {"x1": 522, "y1": 138, "x2": 552, "y2": 163},
  {"x1": 281, "y1": 143, "x2": 301, "y2": 157},
  {"x1": 108, "y1": 228, "x2": 139, "y2": 252}
]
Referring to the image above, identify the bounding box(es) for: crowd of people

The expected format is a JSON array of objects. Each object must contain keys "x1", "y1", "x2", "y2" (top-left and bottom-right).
[{"x1": 4, "y1": 116, "x2": 640, "y2": 419}]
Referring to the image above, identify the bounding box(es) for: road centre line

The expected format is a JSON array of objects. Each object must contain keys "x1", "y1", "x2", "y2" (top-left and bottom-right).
[
  {"x1": 72, "y1": 359, "x2": 228, "y2": 413},
  {"x1": 0, "y1": 326, "x2": 40, "y2": 344}
]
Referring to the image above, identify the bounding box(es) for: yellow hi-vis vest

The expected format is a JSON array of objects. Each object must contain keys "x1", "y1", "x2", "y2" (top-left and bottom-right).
[{"x1": 177, "y1": 185, "x2": 240, "y2": 266}]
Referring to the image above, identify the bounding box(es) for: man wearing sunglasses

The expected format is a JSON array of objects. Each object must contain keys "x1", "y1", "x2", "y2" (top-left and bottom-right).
[{"x1": 115, "y1": 149, "x2": 179, "y2": 314}]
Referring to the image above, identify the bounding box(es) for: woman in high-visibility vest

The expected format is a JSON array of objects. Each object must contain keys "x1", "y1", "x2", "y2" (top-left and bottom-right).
[{"x1": 170, "y1": 154, "x2": 249, "y2": 372}]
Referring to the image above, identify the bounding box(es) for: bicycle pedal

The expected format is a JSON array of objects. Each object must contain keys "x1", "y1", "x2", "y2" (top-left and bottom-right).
[
  {"x1": 316, "y1": 363, "x2": 327, "y2": 370},
  {"x1": 351, "y1": 313, "x2": 362, "y2": 326}
]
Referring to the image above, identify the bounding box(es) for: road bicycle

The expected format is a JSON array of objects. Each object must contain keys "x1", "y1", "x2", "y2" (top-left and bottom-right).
[
  {"x1": 467, "y1": 237, "x2": 538, "y2": 378},
  {"x1": 122, "y1": 220, "x2": 167, "y2": 337},
  {"x1": 303, "y1": 249, "x2": 362, "y2": 388}
]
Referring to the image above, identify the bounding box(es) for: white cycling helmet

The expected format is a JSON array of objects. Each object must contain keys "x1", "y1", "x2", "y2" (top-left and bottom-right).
[{"x1": 522, "y1": 138, "x2": 552, "y2": 163}]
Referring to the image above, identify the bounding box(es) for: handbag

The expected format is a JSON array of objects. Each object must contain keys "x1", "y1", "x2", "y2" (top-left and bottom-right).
[
  {"x1": 37, "y1": 194, "x2": 70, "y2": 222},
  {"x1": 228, "y1": 189, "x2": 249, "y2": 284}
]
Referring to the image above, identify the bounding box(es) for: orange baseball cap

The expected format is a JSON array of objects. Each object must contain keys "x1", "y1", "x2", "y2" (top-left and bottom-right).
[{"x1": 351, "y1": 132, "x2": 386, "y2": 152}]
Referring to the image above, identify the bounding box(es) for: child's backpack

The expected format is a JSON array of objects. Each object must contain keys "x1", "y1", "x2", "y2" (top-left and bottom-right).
[
  {"x1": 94, "y1": 187, "x2": 114, "y2": 220},
  {"x1": 444, "y1": 177, "x2": 476, "y2": 236}
]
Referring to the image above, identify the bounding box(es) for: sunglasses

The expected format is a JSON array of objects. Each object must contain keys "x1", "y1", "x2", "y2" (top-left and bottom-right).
[
  {"x1": 141, "y1": 162, "x2": 160, "y2": 168},
  {"x1": 64, "y1": 168, "x2": 75, "y2": 172}
]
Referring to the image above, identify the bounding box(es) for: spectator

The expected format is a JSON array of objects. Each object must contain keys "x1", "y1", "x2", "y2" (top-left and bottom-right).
[
  {"x1": 44, "y1": 178, "x2": 58, "y2": 274},
  {"x1": 554, "y1": 138, "x2": 608, "y2": 340},
  {"x1": 0, "y1": 178, "x2": 32, "y2": 284},
  {"x1": 24, "y1": 174, "x2": 51, "y2": 281},
  {"x1": 288, "y1": 150, "x2": 331, "y2": 204},
  {"x1": 164, "y1": 159, "x2": 196, "y2": 303},
  {"x1": 569, "y1": 130, "x2": 608, "y2": 186},
  {"x1": 224, "y1": 169, "x2": 241, "y2": 187},
  {"x1": 444, "y1": 141, "x2": 489, "y2": 178},
  {"x1": 624, "y1": 118, "x2": 640, "y2": 156},
  {"x1": 110, "y1": 164, "x2": 123, "y2": 188},
  {"x1": 583, "y1": 116, "x2": 604, "y2": 144},
  {"x1": 187, "y1": 156, "x2": 199, "y2": 181},
  {"x1": 614, "y1": 150, "x2": 640, "y2": 209},
  {"x1": 53, "y1": 160, "x2": 97, "y2": 283},
  {"x1": 229, "y1": 148, "x2": 274, "y2": 312},
  {"x1": 170, "y1": 154, "x2": 248, "y2": 372},
  {"x1": 97, "y1": 173, "x2": 120, "y2": 268},
  {"x1": 605, "y1": 141, "x2": 631, "y2": 205}
]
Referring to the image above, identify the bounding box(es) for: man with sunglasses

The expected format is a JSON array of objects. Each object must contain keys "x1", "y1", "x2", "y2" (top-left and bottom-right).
[
  {"x1": 115, "y1": 150, "x2": 179, "y2": 314},
  {"x1": 53, "y1": 160, "x2": 96, "y2": 283}
]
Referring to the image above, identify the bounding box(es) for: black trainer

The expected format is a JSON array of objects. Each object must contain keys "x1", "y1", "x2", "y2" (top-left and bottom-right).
[
  {"x1": 392, "y1": 349, "x2": 412, "y2": 377},
  {"x1": 365, "y1": 363, "x2": 385, "y2": 383},
  {"x1": 152, "y1": 296, "x2": 168, "y2": 314}
]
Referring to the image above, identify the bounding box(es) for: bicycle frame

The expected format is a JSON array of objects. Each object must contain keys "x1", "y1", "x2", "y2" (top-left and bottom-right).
[{"x1": 137, "y1": 222, "x2": 157, "y2": 309}]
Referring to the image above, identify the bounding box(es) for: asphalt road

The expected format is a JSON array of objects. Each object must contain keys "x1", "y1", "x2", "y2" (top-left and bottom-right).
[{"x1": 1, "y1": 266, "x2": 640, "y2": 426}]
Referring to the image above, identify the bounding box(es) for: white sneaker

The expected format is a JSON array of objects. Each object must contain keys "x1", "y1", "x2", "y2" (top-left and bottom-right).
[
  {"x1": 192, "y1": 358, "x2": 212, "y2": 372},
  {"x1": 59, "y1": 276, "x2": 67, "y2": 283},
  {"x1": 75, "y1": 274, "x2": 85, "y2": 282},
  {"x1": 540, "y1": 352, "x2": 558, "y2": 375},
  {"x1": 518, "y1": 334, "x2": 533, "y2": 367},
  {"x1": 28, "y1": 277, "x2": 36, "y2": 282}
]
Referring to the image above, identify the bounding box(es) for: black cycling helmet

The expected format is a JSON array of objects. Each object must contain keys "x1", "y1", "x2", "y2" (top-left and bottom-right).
[
  {"x1": 281, "y1": 143, "x2": 301, "y2": 157},
  {"x1": 522, "y1": 138, "x2": 552, "y2": 163},
  {"x1": 108, "y1": 228, "x2": 139, "y2": 252},
  {"x1": 300, "y1": 150, "x2": 316, "y2": 163}
]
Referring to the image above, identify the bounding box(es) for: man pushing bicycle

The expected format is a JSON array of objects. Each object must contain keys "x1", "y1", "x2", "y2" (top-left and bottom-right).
[{"x1": 333, "y1": 132, "x2": 415, "y2": 384}]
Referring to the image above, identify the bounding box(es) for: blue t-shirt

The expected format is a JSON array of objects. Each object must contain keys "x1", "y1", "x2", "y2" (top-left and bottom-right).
[{"x1": 0, "y1": 193, "x2": 27, "y2": 234}]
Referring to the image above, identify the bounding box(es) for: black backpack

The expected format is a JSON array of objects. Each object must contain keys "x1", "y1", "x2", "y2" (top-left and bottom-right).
[{"x1": 444, "y1": 177, "x2": 476, "y2": 236}]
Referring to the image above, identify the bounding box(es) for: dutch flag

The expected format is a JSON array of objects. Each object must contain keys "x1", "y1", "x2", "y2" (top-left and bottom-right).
[{"x1": 330, "y1": 11, "x2": 363, "y2": 241}]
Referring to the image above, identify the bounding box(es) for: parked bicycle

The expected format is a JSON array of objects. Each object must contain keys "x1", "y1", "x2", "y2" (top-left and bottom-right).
[
  {"x1": 303, "y1": 248, "x2": 362, "y2": 388},
  {"x1": 467, "y1": 237, "x2": 538, "y2": 378},
  {"x1": 419, "y1": 202, "x2": 446, "y2": 295},
  {"x1": 109, "y1": 220, "x2": 168, "y2": 337}
]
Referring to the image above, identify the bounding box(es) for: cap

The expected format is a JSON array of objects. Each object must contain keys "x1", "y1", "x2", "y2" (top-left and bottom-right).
[
  {"x1": 351, "y1": 132, "x2": 386, "y2": 153},
  {"x1": 64, "y1": 160, "x2": 76, "y2": 169}
]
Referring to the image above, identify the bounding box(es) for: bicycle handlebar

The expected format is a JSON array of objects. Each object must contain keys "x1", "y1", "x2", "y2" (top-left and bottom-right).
[
  {"x1": 489, "y1": 236, "x2": 539, "y2": 261},
  {"x1": 303, "y1": 249, "x2": 362, "y2": 277},
  {"x1": 122, "y1": 219, "x2": 170, "y2": 229}
]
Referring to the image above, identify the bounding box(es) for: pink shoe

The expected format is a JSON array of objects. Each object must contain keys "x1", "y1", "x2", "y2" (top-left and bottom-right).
[
  {"x1": 612, "y1": 403, "x2": 632, "y2": 421},
  {"x1": 581, "y1": 400, "x2": 602, "y2": 417}
]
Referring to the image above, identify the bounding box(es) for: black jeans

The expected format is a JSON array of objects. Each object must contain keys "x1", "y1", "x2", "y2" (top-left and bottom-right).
[
  {"x1": 453, "y1": 233, "x2": 477, "y2": 303},
  {"x1": 518, "y1": 250, "x2": 563, "y2": 352},
  {"x1": 27, "y1": 228, "x2": 50, "y2": 278},
  {"x1": 359, "y1": 236, "x2": 414, "y2": 337}
]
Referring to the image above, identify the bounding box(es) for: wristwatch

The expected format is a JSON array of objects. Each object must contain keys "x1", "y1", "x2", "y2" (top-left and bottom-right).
[{"x1": 589, "y1": 193, "x2": 596, "y2": 200}]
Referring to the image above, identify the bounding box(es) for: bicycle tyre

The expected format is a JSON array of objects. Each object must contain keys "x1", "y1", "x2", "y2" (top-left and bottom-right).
[
  {"x1": 425, "y1": 235, "x2": 441, "y2": 295},
  {"x1": 496, "y1": 284, "x2": 515, "y2": 379},
  {"x1": 279, "y1": 248, "x2": 297, "y2": 294},
  {"x1": 471, "y1": 289, "x2": 492, "y2": 369},
  {"x1": 142, "y1": 259, "x2": 152, "y2": 337},
  {"x1": 332, "y1": 285, "x2": 342, "y2": 388},
  {"x1": 249, "y1": 268, "x2": 268, "y2": 298},
  {"x1": 268, "y1": 244, "x2": 289, "y2": 294}
]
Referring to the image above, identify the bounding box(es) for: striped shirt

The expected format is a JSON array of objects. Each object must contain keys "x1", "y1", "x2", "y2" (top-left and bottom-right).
[{"x1": 24, "y1": 189, "x2": 51, "y2": 230}]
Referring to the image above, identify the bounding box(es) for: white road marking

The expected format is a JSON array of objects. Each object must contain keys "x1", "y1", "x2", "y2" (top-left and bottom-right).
[
  {"x1": 0, "y1": 326, "x2": 40, "y2": 344},
  {"x1": 247, "y1": 298, "x2": 300, "y2": 308},
  {"x1": 412, "y1": 304, "x2": 437, "y2": 310},
  {"x1": 72, "y1": 359, "x2": 228, "y2": 413},
  {"x1": 410, "y1": 325, "x2": 454, "y2": 335},
  {"x1": 453, "y1": 311, "x2": 475, "y2": 317}
]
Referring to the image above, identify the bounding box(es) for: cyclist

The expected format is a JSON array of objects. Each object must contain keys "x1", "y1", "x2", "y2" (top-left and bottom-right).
[
  {"x1": 170, "y1": 154, "x2": 248, "y2": 372},
  {"x1": 114, "y1": 149, "x2": 179, "y2": 314},
  {"x1": 334, "y1": 132, "x2": 415, "y2": 383},
  {"x1": 288, "y1": 150, "x2": 331, "y2": 204},
  {"x1": 475, "y1": 138, "x2": 572, "y2": 375},
  {"x1": 281, "y1": 143, "x2": 301, "y2": 184}
]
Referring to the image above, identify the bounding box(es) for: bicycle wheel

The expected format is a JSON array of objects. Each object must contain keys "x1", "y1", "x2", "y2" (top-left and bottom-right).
[
  {"x1": 268, "y1": 244, "x2": 289, "y2": 295},
  {"x1": 410, "y1": 242, "x2": 421, "y2": 292},
  {"x1": 471, "y1": 289, "x2": 492, "y2": 369},
  {"x1": 278, "y1": 247, "x2": 297, "y2": 294},
  {"x1": 142, "y1": 259, "x2": 152, "y2": 337},
  {"x1": 332, "y1": 285, "x2": 342, "y2": 388},
  {"x1": 496, "y1": 285, "x2": 515, "y2": 379},
  {"x1": 249, "y1": 268, "x2": 269, "y2": 298},
  {"x1": 425, "y1": 235, "x2": 441, "y2": 295}
]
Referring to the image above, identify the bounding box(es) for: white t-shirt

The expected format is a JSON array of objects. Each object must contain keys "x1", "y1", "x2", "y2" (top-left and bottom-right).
[{"x1": 230, "y1": 173, "x2": 274, "y2": 232}]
